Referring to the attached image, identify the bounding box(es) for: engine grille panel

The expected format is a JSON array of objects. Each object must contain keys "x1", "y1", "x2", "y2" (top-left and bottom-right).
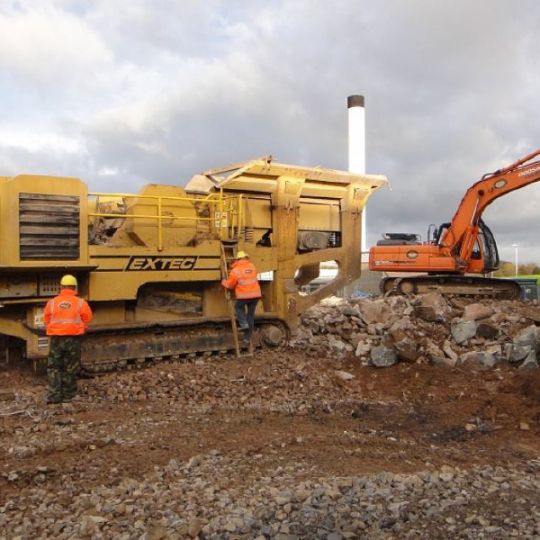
[{"x1": 19, "y1": 193, "x2": 80, "y2": 260}]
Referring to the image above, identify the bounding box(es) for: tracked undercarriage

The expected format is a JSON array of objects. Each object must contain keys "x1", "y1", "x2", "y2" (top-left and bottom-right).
[
  {"x1": 75, "y1": 318, "x2": 288, "y2": 373},
  {"x1": 380, "y1": 274, "x2": 522, "y2": 299}
]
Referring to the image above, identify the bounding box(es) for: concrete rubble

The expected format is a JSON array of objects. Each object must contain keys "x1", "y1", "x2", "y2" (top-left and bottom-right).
[{"x1": 293, "y1": 293, "x2": 540, "y2": 370}]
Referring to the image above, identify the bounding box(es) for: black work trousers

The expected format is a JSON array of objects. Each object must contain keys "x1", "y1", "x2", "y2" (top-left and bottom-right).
[{"x1": 235, "y1": 298, "x2": 259, "y2": 342}]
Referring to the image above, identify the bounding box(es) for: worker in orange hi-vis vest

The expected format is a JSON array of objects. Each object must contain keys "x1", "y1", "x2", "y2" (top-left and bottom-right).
[
  {"x1": 221, "y1": 251, "x2": 261, "y2": 345},
  {"x1": 43, "y1": 275, "x2": 93, "y2": 404}
]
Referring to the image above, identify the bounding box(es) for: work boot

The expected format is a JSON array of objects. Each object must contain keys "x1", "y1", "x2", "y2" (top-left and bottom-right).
[{"x1": 46, "y1": 391, "x2": 62, "y2": 404}]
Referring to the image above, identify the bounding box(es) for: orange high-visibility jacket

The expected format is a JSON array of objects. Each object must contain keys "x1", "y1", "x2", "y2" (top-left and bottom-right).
[
  {"x1": 221, "y1": 259, "x2": 261, "y2": 299},
  {"x1": 44, "y1": 288, "x2": 93, "y2": 336}
]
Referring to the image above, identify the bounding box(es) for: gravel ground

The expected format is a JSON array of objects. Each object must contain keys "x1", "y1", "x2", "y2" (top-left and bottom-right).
[
  {"x1": 2, "y1": 452, "x2": 539, "y2": 539},
  {"x1": 1, "y1": 299, "x2": 539, "y2": 539}
]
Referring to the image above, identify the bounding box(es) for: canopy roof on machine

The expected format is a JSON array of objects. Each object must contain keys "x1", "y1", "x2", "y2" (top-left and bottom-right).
[{"x1": 184, "y1": 155, "x2": 388, "y2": 195}]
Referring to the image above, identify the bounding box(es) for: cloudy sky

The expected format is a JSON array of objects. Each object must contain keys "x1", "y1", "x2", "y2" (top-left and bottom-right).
[{"x1": 1, "y1": 0, "x2": 540, "y2": 264}]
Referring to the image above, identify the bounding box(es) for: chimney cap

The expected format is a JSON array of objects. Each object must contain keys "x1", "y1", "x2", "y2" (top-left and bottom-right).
[{"x1": 347, "y1": 95, "x2": 365, "y2": 108}]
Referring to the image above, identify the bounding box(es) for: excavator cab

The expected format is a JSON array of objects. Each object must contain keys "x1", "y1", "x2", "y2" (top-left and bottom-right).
[
  {"x1": 429, "y1": 222, "x2": 450, "y2": 245},
  {"x1": 474, "y1": 219, "x2": 499, "y2": 271},
  {"x1": 427, "y1": 219, "x2": 498, "y2": 270}
]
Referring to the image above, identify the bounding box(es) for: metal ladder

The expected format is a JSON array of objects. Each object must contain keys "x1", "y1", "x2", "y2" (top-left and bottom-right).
[{"x1": 219, "y1": 241, "x2": 250, "y2": 358}]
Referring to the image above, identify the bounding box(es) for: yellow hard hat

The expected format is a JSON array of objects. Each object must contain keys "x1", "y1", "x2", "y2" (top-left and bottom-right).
[
  {"x1": 60, "y1": 274, "x2": 78, "y2": 287},
  {"x1": 236, "y1": 250, "x2": 248, "y2": 259}
]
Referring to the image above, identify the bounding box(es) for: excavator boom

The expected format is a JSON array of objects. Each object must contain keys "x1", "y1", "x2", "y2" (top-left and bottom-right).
[{"x1": 440, "y1": 149, "x2": 540, "y2": 262}]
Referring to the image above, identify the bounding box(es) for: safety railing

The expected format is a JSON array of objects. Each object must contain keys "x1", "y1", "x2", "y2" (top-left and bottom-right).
[{"x1": 88, "y1": 190, "x2": 244, "y2": 250}]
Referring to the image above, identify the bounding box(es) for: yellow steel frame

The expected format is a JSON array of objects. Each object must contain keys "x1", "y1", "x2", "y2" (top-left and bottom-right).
[{"x1": 89, "y1": 190, "x2": 244, "y2": 250}]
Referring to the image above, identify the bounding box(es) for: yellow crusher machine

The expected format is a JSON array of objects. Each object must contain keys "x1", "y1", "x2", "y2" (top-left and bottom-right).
[{"x1": 0, "y1": 156, "x2": 387, "y2": 371}]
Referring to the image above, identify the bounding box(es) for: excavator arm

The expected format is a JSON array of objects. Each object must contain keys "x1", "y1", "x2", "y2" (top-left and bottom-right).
[{"x1": 440, "y1": 148, "x2": 540, "y2": 264}]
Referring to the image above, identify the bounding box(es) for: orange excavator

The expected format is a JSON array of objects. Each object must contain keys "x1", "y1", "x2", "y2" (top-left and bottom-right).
[{"x1": 369, "y1": 148, "x2": 540, "y2": 298}]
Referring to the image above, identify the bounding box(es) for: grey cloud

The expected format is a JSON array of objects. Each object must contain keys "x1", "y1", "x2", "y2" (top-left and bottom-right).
[{"x1": 2, "y1": 0, "x2": 540, "y2": 263}]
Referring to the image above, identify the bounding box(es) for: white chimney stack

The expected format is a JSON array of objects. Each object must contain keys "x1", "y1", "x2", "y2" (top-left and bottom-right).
[{"x1": 347, "y1": 95, "x2": 367, "y2": 258}]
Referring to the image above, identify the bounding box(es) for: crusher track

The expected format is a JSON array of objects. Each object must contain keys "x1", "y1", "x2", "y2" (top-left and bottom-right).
[{"x1": 48, "y1": 319, "x2": 289, "y2": 373}]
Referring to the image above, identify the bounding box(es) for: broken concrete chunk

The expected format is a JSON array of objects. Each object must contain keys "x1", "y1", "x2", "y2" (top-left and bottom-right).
[
  {"x1": 334, "y1": 370, "x2": 355, "y2": 381},
  {"x1": 389, "y1": 326, "x2": 407, "y2": 343},
  {"x1": 305, "y1": 319, "x2": 321, "y2": 333},
  {"x1": 430, "y1": 355, "x2": 457, "y2": 367},
  {"x1": 485, "y1": 344, "x2": 502, "y2": 363},
  {"x1": 338, "y1": 322, "x2": 354, "y2": 340},
  {"x1": 415, "y1": 292, "x2": 450, "y2": 322},
  {"x1": 451, "y1": 320, "x2": 478, "y2": 344},
  {"x1": 442, "y1": 340, "x2": 458, "y2": 362},
  {"x1": 414, "y1": 305, "x2": 441, "y2": 322},
  {"x1": 370, "y1": 344, "x2": 397, "y2": 368},
  {"x1": 461, "y1": 351, "x2": 497, "y2": 367},
  {"x1": 355, "y1": 341, "x2": 372, "y2": 357},
  {"x1": 386, "y1": 295, "x2": 409, "y2": 311},
  {"x1": 388, "y1": 318, "x2": 413, "y2": 343},
  {"x1": 394, "y1": 337, "x2": 418, "y2": 362},
  {"x1": 419, "y1": 291, "x2": 449, "y2": 310},
  {"x1": 463, "y1": 303, "x2": 494, "y2": 321},
  {"x1": 357, "y1": 299, "x2": 393, "y2": 325},
  {"x1": 513, "y1": 325, "x2": 537, "y2": 348},
  {"x1": 519, "y1": 350, "x2": 538, "y2": 370},
  {"x1": 339, "y1": 304, "x2": 355, "y2": 316},
  {"x1": 461, "y1": 351, "x2": 479, "y2": 364},
  {"x1": 328, "y1": 337, "x2": 351, "y2": 353},
  {"x1": 506, "y1": 343, "x2": 532, "y2": 364},
  {"x1": 366, "y1": 323, "x2": 378, "y2": 336},
  {"x1": 426, "y1": 341, "x2": 455, "y2": 367},
  {"x1": 476, "y1": 322, "x2": 499, "y2": 340}
]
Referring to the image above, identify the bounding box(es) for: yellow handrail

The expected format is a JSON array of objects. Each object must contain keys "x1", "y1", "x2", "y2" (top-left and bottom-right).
[
  {"x1": 88, "y1": 212, "x2": 214, "y2": 221},
  {"x1": 218, "y1": 188, "x2": 224, "y2": 240},
  {"x1": 89, "y1": 191, "x2": 238, "y2": 203},
  {"x1": 88, "y1": 190, "x2": 243, "y2": 246}
]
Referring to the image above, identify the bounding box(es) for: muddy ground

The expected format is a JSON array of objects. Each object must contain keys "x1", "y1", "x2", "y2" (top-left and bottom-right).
[{"x1": 1, "y1": 349, "x2": 539, "y2": 538}]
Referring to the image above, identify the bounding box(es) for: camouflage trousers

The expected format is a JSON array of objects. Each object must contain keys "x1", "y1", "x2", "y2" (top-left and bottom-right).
[{"x1": 47, "y1": 336, "x2": 82, "y2": 403}]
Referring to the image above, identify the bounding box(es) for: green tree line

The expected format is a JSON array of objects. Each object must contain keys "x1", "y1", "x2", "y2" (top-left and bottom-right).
[{"x1": 494, "y1": 261, "x2": 540, "y2": 277}]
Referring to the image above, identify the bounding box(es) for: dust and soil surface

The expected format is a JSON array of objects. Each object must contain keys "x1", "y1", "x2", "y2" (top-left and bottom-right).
[{"x1": 1, "y1": 349, "x2": 539, "y2": 539}]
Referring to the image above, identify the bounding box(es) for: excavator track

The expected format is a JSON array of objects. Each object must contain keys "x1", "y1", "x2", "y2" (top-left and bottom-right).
[
  {"x1": 381, "y1": 275, "x2": 522, "y2": 299},
  {"x1": 75, "y1": 318, "x2": 289, "y2": 373}
]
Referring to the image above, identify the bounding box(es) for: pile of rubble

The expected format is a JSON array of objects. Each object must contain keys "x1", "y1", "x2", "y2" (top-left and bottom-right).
[{"x1": 293, "y1": 293, "x2": 540, "y2": 370}]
